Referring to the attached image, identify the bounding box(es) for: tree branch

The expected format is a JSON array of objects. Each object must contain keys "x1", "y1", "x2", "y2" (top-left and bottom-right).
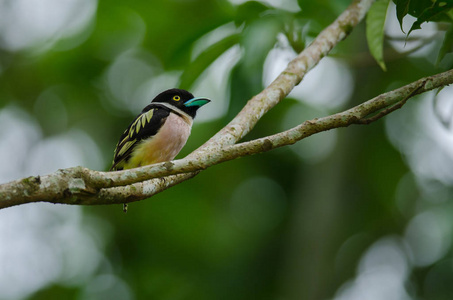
[
  {"x1": 76, "y1": 69, "x2": 453, "y2": 180},
  {"x1": 81, "y1": 68, "x2": 453, "y2": 188},
  {"x1": 5, "y1": 0, "x2": 442, "y2": 209},
  {"x1": 82, "y1": 0, "x2": 376, "y2": 206},
  {"x1": 1, "y1": 67, "x2": 451, "y2": 209}
]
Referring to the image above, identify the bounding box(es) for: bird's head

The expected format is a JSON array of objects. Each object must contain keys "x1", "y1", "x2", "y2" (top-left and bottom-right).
[{"x1": 152, "y1": 88, "x2": 210, "y2": 118}]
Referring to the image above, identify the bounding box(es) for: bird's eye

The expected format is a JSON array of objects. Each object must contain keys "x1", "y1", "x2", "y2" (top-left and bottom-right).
[{"x1": 173, "y1": 95, "x2": 181, "y2": 101}]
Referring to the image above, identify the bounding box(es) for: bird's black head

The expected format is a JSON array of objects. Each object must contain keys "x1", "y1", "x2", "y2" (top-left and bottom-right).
[{"x1": 152, "y1": 88, "x2": 210, "y2": 119}]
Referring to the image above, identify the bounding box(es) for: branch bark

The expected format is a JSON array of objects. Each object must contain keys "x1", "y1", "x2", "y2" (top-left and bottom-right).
[
  {"x1": 2, "y1": 67, "x2": 451, "y2": 208},
  {"x1": 3, "y1": 0, "x2": 451, "y2": 209},
  {"x1": 90, "y1": 0, "x2": 376, "y2": 204}
]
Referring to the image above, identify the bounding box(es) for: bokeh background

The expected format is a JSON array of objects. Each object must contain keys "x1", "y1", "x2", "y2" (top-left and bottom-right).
[{"x1": 0, "y1": 0, "x2": 453, "y2": 299}]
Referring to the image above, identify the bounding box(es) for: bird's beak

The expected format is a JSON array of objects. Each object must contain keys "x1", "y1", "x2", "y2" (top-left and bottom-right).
[{"x1": 184, "y1": 97, "x2": 211, "y2": 108}]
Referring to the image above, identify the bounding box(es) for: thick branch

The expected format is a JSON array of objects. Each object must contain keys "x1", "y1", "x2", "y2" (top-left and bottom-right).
[
  {"x1": 0, "y1": 0, "x2": 388, "y2": 208},
  {"x1": 85, "y1": 69, "x2": 453, "y2": 185},
  {"x1": 11, "y1": 0, "x2": 449, "y2": 209},
  {"x1": 82, "y1": 68, "x2": 453, "y2": 188},
  {"x1": 1, "y1": 68, "x2": 451, "y2": 208},
  {"x1": 94, "y1": 0, "x2": 376, "y2": 203}
]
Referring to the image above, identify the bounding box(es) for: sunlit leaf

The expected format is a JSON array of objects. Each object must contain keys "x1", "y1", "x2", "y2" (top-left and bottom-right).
[
  {"x1": 366, "y1": 0, "x2": 390, "y2": 71},
  {"x1": 235, "y1": 1, "x2": 269, "y2": 26},
  {"x1": 228, "y1": 18, "x2": 283, "y2": 116},
  {"x1": 242, "y1": 18, "x2": 283, "y2": 69},
  {"x1": 179, "y1": 34, "x2": 240, "y2": 90},
  {"x1": 297, "y1": 0, "x2": 339, "y2": 29}
]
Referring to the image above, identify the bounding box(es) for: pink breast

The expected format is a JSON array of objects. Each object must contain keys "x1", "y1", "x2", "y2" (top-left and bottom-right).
[{"x1": 139, "y1": 113, "x2": 192, "y2": 164}]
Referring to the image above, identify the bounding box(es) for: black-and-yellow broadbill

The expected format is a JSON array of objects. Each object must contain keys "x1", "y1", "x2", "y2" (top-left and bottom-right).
[{"x1": 110, "y1": 88, "x2": 210, "y2": 172}]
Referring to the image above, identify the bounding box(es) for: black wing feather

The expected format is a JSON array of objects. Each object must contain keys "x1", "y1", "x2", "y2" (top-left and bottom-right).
[{"x1": 110, "y1": 106, "x2": 170, "y2": 170}]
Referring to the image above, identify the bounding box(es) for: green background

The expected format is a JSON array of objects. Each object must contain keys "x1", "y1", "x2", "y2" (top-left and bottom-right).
[{"x1": 0, "y1": 0, "x2": 452, "y2": 299}]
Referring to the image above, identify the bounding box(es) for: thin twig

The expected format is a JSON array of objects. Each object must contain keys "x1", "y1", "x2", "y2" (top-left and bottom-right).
[{"x1": 355, "y1": 84, "x2": 424, "y2": 124}]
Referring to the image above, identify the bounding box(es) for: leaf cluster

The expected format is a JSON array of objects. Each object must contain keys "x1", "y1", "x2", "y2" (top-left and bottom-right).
[{"x1": 367, "y1": 0, "x2": 453, "y2": 70}]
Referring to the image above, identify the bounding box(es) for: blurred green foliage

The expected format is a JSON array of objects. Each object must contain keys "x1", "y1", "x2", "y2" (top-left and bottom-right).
[{"x1": 0, "y1": 0, "x2": 453, "y2": 300}]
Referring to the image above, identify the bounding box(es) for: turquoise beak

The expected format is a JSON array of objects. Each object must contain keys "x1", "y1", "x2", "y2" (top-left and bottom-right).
[{"x1": 184, "y1": 97, "x2": 211, "y2": 108}]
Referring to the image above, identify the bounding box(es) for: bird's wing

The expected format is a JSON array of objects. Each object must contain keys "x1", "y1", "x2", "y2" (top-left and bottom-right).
[{"x1": 110, "y1": 106, "x2": 170, "y2": 171}]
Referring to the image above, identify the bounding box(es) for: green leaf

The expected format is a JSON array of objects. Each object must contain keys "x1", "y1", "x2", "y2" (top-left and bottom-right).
[
  {"x1": 408, "y1": 1, "x2": 453, "y2": 35},
  {"x1": 394, "y1": 0, "x2": 410, "y2": 32},
  {"x1": 234, "y1": 1, "x2": 269, "y2": 26},
  {"x1": 241, "y1": 18, "x2": 282, "y2": 67},
  {"x1": 179, "y1": 33, "x2": 240, "y2": 90},
  {"x1": 297, "y1": 0, "x2": 339, "y2": 29},
  {"x1": 394, "y1": 0, "x2": 453, "y2": 35},
  {"x1": 367, "y1": 0, "x2": 390, "y2": 71}
]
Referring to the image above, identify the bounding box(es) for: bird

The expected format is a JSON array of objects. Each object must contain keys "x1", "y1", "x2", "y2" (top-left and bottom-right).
[{"x1": 110, "y1": 88, "x2": 210, "y2": 211}]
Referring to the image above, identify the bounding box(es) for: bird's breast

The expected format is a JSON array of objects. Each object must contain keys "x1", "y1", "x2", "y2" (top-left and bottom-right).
[{"x1": 128, "y1": 113, "x2": 192, "y2": 167}]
